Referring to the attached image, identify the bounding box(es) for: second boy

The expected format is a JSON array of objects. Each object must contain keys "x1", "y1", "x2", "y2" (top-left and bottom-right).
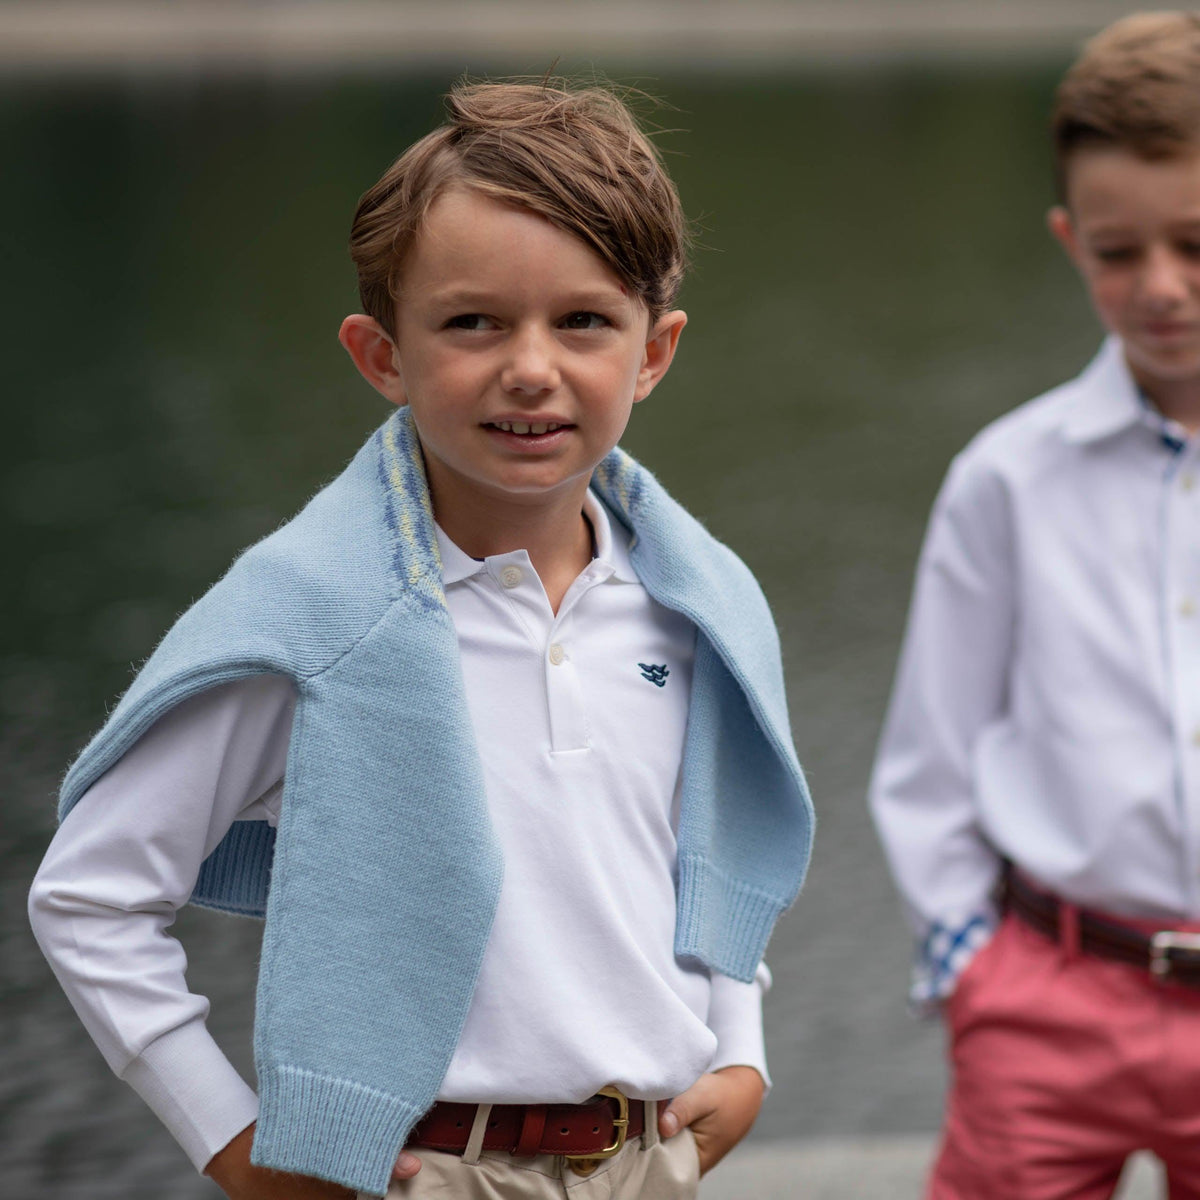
[{"x1": 872, "y1": 12, "x2": 1200, "y2": 1199}]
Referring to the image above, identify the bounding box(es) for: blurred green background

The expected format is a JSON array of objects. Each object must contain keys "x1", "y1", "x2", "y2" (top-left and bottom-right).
[{"x1": 3, "y1": 61, "x2": 1100, "y2": 1197}]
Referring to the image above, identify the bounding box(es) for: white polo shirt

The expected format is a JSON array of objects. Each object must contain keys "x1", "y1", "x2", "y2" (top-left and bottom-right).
[
  {"x1": 30, "y1": 490, "x2": 769, "y2": 1170},
  {"x1": 869, "y1": 338, "x2": 1200, "y2": 1008}
]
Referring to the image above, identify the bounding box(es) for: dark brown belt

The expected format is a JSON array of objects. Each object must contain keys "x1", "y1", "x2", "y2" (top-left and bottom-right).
[
  {"x1": 1006, "y1": 871, "x2": 1200, "y2": 987},
  {"x1": 408, "y1": 1088, "x2": 651, "y2": 1160}
]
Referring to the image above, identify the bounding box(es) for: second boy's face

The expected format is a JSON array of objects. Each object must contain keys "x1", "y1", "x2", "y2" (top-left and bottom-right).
[
  {"x1": 1051, "y1": 147, "x2": 1200, "y2": 391},
  {"x1": 383, "y1": 188, "x2": 684, "y2": 515}
]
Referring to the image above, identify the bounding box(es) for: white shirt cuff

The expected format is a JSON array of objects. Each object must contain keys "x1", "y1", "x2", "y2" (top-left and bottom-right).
[
  {"x1": 119, "y1": 1018, "x2": 259, "y2": 1172},
  {"x1": 706, "y1": 965, "x2": 772, "y2": 1091}
]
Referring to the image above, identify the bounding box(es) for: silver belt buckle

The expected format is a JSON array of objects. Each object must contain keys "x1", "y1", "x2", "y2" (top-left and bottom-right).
[{"x1": 1150, "y1": 931, "x2": 1200, "y2": 980}]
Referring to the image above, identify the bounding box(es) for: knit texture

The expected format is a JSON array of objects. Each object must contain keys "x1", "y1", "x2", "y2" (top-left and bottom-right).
[{"x1": 58, "y1": 408, "x2": 813, "y2": 1196}]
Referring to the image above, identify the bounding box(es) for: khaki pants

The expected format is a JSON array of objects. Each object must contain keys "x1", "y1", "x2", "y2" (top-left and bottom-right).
[{"x1": 360, "y1": 1103, "x2": 700, "y2": 1200}]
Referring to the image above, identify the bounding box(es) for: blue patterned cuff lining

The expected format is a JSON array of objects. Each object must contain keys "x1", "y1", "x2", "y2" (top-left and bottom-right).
[{"x1": 909, "y1": 912, "x2": 997, "y2": 1014}]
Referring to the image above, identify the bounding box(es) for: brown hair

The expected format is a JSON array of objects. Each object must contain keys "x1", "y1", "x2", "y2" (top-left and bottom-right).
[
  {"x1": 1052, "y1": 11, "x2": 1200, "y2": 200},
  {"x1": 349, "y1": 80, "x2": 689, "y2": 331}
]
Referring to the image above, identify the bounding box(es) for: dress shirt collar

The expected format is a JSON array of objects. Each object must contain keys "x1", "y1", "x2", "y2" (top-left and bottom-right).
[
  {"x1": 1062, "y1": 335, "x2": 1192, "y2": 448},
  {"x1": 435, "y1": 489, "x2": 639, "y2": 586},
  {"x1": 1061, "y1": 337, "x2": 1146, "y2": 445}
]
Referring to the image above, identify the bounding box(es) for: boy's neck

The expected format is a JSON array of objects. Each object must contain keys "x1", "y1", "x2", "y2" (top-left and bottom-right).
[
  {"x1": 430, "y1": 481, "x2": 594, "y2": 614},
  {"x1": 1127, "y1": 357, "x2": 1200, "y2": 434}
]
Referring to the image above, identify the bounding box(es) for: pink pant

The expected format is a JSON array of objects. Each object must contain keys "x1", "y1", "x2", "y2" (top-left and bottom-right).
[{"x1": 930, "y1": 910, "x2": 1200, "y2": 1200}]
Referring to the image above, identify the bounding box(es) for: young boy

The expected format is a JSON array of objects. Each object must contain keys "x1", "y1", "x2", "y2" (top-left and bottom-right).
[
  {"x1": 870, "y1": 12, "x2": 1200, "y2": 1199},
  {"x1": 28, "y1": 82, "x2": 813, "y2": 1200}
]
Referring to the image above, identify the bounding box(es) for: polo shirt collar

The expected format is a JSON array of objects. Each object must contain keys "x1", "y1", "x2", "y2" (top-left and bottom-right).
[
  {"x1": 435, "y1": 527, "x2": 486, "y2": 586},
  {"x1": 588, "y1": 489, "x2": 639, "y2": 584},
  {"x1": 434, "y1": 488, "x2": 640, "y2": 586}
]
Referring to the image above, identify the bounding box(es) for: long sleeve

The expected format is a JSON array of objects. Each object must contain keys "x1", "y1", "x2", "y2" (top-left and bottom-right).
[
  {"x1": 706, "y1": 963, "x2": 772, "y2": 1089},
  {"x1": 868, "y1": 451, "x2": 1015, "y2": 1008},
  {"x1": 28, "y1": 674, "x2": 296, "y2": 1169}
]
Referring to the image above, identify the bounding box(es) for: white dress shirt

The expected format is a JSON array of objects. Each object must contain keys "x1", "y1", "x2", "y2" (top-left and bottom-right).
[
  {"x1": 869, "y1": 338, "x2": 1200, "y2": 1008},
  {"x1": 29, "y1": 490, "x2": 769, "y2": 1171}
]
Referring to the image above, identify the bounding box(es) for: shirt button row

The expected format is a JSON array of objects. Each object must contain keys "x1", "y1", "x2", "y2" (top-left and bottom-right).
[
  {"x1": 499, "y1": 565, "x2": 523, "y2": 589},
  {"x1": 548, "y1": 643, "x2": 566, "y2": 666}
]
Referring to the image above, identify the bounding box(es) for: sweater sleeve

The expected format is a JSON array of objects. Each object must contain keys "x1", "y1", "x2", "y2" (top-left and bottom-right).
[
  {"x1": 28, "y1": 674, "x2": 296, "y2": 1169},
  {"x1": 868, "y1": 450, "x2": 1014, "y2": 1011}
]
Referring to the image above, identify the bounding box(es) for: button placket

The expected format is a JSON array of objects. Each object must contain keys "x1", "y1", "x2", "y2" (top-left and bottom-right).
[
  {"x1": 1168, "y1": 448, "x2": 1200, "y2": 904},
  {"x1": 484, "y1": 552, "x2": 551, "y2": 652},
  {"x1": 544, "y1": 611, "x2": 589, "y2": 754},
  {"x1": 541, "y1": 563, "x2": 619, "y2": 754}
]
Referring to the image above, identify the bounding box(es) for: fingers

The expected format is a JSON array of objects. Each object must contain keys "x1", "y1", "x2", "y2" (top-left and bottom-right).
[
  {"x1": 391, "y1": 1151, "x2": 422, "y2": 1182},
  {"x1": 660, "y1": 1103, "x2": 683, "y2": 1137},
  {"x1": 658, "y1": 1068, "x2": 766, "y2": 1176},
  {"x1": 659, "y1": 1075, "x2": 718, "y2": 1140}
]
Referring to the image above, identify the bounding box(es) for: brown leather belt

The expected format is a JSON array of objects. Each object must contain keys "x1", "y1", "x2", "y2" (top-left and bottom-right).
[
  {"x1": 408, "y1": 1088, "x2": 650, "y2": 1159},
  {"x1": 1006, "y1": 871, "x2": 1200, "y2": 987}
]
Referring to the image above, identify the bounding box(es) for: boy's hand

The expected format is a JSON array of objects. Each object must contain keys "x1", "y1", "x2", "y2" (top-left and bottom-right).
[
  {"x1": 204, "y1": 1123, "x2": 358, "y2": 1199},
  {"x1": 659, "y1": 1065, "x2": 765, "y2": 1175}
]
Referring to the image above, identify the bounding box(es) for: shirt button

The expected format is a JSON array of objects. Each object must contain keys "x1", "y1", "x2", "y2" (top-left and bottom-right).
[
  {"x1": 1183, "y1": 474, "x2": 1196, "y2": 492},
  {"x1": 548, "y1": 643, "x2": 566, "y2": 666},
  {"x1": 499, "y1": 565, "x2": 523, "y2": 589},
  {"x1": 1182, "y1": 598, "x2": 1197, "y2": 619},
  {"x1": 1194, "y1": 727, "x2": 1200, "y2": 748}
]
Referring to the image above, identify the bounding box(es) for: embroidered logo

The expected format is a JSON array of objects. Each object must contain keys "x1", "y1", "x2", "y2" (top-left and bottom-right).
[{"x1": 638, "y1": 662, "x2": 669, "y2": 688}]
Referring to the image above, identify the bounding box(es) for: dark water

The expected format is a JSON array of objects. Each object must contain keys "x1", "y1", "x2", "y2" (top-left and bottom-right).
[{"x1": 3, "y1": 69, "x2": 1098, "y2": 1196}]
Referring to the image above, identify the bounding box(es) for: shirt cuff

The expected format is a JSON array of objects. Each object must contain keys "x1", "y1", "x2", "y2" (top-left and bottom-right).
[
  {"x1": 706, "y1": 964, "x2": 772, "y2": 1092},
  {"x1": 119, "y1": 1017, "x2": 259, "y2": 1172},
  {"x1": 909, "y1": 909, "x2": 998, "y2": 1016}
]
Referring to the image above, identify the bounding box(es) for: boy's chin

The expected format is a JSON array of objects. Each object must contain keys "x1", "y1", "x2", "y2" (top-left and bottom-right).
[{"x1": 1123, "y1": 340, "x2": 1200, "y2": 388}]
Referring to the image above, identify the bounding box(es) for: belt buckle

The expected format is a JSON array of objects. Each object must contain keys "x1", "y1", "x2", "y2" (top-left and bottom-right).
[
  {"x1": 563, "y1": 1085, "x2": 629, "y2": 1167},
  {"x1": 1150, "y1": 931, "x2": 1200, "y2": 980}
]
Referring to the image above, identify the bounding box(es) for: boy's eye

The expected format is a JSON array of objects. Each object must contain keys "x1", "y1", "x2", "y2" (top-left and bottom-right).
[
  {"x1": 444, "y1": 314, "x2": 495, "y2": 331},
  {"x1": 1177, "y1": 241, "x2": 1200, "y2": 259},
  {"x1": 1093, "y1": 246, "x2": 1138, "y2": 264},
  {"x1": 560, "y1": 311, "x2": 609, "y2": 331}
]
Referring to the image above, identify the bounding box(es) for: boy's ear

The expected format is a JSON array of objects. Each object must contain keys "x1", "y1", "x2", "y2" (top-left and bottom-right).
[
  {"x1": 1047, "y1": 206, "x2": 1080, "y2": 264},
  {"x1": 338, "y1": 314, "x2": 407, "y2": 406},
  {"x1": 634, "y1": 310, "x2": 688, "y2": 403}
]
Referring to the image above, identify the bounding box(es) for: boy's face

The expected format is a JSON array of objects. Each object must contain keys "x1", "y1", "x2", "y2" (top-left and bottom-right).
[
  {"x1": 1049, "y1": 146, "x2": 1200, "y2": 390},
  {"x1": 346, "y1": 187, "x2": 684, "y2": 517}
]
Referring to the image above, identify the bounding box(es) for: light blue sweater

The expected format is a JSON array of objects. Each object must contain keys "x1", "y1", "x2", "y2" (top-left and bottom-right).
[{"x1": 58, "y1": 408, "x2": 814, "y2": 1196}]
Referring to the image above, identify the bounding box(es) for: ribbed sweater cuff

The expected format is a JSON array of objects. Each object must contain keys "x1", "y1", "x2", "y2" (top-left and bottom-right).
[
  {"x1": 675, "y1": 854, "x2": 787, "y2": 983},
  {"x1": 192, "y1": 820, "x2": 276, "y2": 915},
  {"x1": 252, "y1": 1065, "x2": 425, "y2": 1197}
]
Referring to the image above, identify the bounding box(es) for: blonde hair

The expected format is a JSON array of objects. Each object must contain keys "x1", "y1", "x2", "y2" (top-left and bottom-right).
[
  {"x1": 1053, "y1": 11, "x2": 1200, "y2": 198},
  {"x1": 349, "y1": 80, "x2": 689, "y2": 330}
]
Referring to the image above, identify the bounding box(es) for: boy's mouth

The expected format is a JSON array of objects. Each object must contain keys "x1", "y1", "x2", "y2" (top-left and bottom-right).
[{"x1": 483, "y1": 420, "x2": 573, "y2": 437}]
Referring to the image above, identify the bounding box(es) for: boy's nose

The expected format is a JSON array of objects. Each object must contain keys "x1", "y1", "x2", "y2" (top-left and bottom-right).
[
  {"x1": 501, "y1": 327, "x2": 560, "y2": 395},
  {"x1": 1139, "y1": 244, "x2": 1191, "y2": 308}
]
